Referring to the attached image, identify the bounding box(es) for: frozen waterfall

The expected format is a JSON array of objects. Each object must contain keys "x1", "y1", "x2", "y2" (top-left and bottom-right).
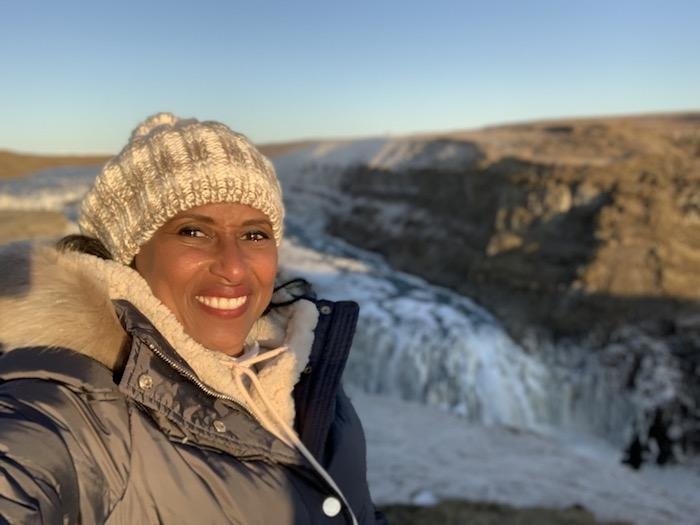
[{"x1": 279, "y1": 228, "x2": 551, "y2": 430}]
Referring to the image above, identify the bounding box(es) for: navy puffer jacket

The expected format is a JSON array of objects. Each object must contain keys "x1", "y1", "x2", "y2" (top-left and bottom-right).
[{"x1": 0, "y1": 245, "x2": 385, "y2": 524}]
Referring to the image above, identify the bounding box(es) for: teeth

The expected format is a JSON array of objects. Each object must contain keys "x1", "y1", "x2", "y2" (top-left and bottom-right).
[{"x1": 195, "y1": 295, "x2": 247, "y2": 310}]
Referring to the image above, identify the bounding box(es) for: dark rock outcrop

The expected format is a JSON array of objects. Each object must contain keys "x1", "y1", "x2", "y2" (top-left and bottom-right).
[{"x1": 326, "y1": 115, "x2": 700, "y2": 339}]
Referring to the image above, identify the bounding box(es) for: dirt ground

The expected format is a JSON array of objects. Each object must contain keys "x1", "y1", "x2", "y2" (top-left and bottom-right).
[{"x1": 378, "y1": 500, "x2": 630, "y2": 525}]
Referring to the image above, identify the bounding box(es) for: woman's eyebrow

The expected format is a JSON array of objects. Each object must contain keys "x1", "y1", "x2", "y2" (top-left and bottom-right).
[
  {"x1": 241, "y1": 219, "x2": 273, "y2": 227},
  {"x1": 170, "y1": 213, "x2": 215, "y2": 224}
]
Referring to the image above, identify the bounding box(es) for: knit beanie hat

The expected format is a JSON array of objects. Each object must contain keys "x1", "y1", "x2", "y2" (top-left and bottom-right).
[{"x1": 79, "y1": 113, "x2": 284, "y2": 265}]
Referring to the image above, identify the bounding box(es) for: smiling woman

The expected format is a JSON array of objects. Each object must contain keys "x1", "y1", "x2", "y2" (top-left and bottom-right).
[
  {"x1": 0, "y1": 113, "x2": 385, "y2": 524},
  {"x1": 134, "y1": 202, "x2": 279, "y2": 355}
]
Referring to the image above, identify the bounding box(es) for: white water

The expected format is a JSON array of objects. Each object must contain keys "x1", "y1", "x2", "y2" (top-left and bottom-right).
[
  {"x1": 0, "y1": 166, "x2": 99, "y2": 221},
  {"x1": 279, "y1": 233, "x2": 550, "y2": 429}
]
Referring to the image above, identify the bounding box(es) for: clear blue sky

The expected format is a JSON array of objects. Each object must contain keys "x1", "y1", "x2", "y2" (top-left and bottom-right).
[{"x1": 1, "y1": 0, "x2": 698, "y2": 154}]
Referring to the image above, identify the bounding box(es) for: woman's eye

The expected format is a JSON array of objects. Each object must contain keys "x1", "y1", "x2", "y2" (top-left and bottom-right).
[
  {"x1": 178, "y1": 226, "x2": 206, "y2": 238},
  {"x1": 243, "y1": 230, "x2": 271, "y2": 242}
]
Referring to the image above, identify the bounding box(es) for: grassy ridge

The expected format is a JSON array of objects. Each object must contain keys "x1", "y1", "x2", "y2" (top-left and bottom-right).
[
  {"x1": 0, "y1": 149, "x2": 110, "y2": 179},
  {"x1": 0, "y1": 142, "x2": 314, "y2": 181}
]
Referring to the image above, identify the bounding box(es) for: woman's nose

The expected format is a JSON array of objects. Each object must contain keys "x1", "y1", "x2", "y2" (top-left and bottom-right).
[{"x1": 210, "y1": 239, "x2": 246, "y2": 281}]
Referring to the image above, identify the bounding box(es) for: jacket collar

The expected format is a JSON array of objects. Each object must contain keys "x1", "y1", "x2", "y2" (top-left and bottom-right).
[{"x1": 115, "y1": 300, "x2": 302, "y2": 463}]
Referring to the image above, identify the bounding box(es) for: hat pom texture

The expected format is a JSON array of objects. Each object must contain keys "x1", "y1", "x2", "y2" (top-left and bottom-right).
[
  {"x1": 79, "y1": 113, "x2": 284, "y2": 264},
  {"x1": 129, "y1": 112, "x2": 182, "y2": 141}
]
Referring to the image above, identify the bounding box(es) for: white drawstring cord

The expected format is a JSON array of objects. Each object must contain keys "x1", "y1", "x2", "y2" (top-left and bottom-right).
[{"x1": 229, "y1": 347, "x2": 359, "y2": 525}]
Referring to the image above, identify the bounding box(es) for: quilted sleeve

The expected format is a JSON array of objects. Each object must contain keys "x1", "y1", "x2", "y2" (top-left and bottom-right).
[
  {"x1": 0, "y1": 377, "x2": 129, "y2": 524},
  {"x1": 0, "y1": 381, "x2": 81, "y2": 524}
]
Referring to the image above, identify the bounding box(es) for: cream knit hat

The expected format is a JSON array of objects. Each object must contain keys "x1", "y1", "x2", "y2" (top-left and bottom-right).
[{"x1": 79, "y1": 113, "x2": 284, "y2": 264}]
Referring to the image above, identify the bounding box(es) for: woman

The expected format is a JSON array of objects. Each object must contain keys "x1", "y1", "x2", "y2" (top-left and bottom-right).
[{"x1": 0, "y1": 113, "x2": 384, "y2": 524}]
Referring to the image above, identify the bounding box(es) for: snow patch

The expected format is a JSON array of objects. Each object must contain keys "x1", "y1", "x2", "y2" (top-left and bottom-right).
[
  {"x1": 0, "y1": 166, "x2": 99, "y2": 220},
  {"x1": 353, "y1": 386, "x2": 700, "y2": 525},
  {"x1": 274, "y1": 136, "x2": 481, "y2": 175}
]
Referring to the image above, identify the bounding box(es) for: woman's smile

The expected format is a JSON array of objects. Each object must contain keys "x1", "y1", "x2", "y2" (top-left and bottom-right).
[{"x1": 195, "y1": 295, "x2": 248, "y2": 311}]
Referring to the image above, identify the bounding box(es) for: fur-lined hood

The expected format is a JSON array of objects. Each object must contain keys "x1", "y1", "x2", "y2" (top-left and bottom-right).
[{"x1": 0, "y1": 242, "x2": 319, "y2": 427}]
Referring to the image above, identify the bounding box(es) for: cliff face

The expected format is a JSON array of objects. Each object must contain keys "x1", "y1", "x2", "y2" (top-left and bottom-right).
[
  {"x1": 272, "y1": 113, "x2": 700, "y2": 454},
  {"x1": 322, "y1": 114, "x2": 700, "y2": 339}
]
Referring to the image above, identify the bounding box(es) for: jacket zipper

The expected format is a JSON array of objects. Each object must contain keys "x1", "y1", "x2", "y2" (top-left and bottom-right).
[
  {"x1": 138, "y1": 339, "x2": 356, "y2": 524},
  {"x1": 138, "y1": 336, "x2": 267, "y2": 429}
]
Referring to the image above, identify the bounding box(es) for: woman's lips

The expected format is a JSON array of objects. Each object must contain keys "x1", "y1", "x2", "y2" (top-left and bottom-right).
[
  {"x1": 195, "y1": 295, "x2": 247, "y2": 310},
  {"x1": 195, "y1": 295, "x2": 249, "y2": 317}
]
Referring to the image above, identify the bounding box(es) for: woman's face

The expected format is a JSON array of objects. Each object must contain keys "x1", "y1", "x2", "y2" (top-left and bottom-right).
[{"x1": 134, "y1": 202, "x2": 278, "y2": 356}]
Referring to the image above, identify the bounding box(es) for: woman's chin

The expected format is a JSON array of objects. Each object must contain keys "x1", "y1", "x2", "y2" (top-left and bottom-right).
[
  {"x1": 193, "y1": 333, "x2": 247, "y2": 356},
  {"x1": 182, "y1": 314, "x2": 252, "y2": 356}
]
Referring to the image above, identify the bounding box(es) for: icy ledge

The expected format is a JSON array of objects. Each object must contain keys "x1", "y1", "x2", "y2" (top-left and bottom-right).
[{"x1": 351, "y1": 385, "x2": 700, "y2": 525}]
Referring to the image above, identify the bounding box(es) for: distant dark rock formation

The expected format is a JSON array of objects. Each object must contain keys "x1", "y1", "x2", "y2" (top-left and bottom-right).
[{"x1": 326, "y1": 116, "x2": 700, "y2": 340}]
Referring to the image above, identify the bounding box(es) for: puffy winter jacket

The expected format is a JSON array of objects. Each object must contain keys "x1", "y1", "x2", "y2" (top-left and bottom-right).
[{"x1": 0, "y1": 244, "x2": 385, "y2": 524}]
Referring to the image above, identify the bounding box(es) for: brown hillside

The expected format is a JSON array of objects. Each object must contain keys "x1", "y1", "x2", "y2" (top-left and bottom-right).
[
  {"x1": 0, "y1": 140, "x2": 313, "y2": 180},
  {"x1": 0, "y1": 150, "x2": 110, "y2": 179}
]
